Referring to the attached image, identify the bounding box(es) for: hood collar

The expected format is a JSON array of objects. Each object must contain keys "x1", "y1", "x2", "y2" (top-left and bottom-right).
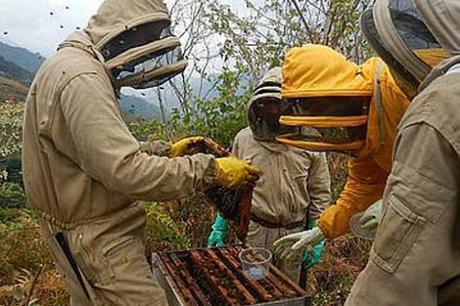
[
  {"x1": 282, "y1": 44, "x2": 374, "y2": 98},
  {"x1": 419, "y1": 55, "x2": 460, "y2": 91},
  {"x1": 57, "y1": 31, "x2": 105, "y2": 62}
]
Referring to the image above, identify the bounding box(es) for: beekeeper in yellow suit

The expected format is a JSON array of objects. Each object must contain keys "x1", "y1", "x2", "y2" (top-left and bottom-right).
[
  {"x1": 21, "y1": 0, "x2": 261, "y2": 305},
  {"x1": 273, "y1": 44, "x2": 413, "y2": 259}
]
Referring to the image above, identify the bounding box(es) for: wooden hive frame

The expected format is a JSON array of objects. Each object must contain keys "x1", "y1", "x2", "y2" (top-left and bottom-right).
[{"x1": 182, "y1": 137, "x2": 253, "y2": 241}]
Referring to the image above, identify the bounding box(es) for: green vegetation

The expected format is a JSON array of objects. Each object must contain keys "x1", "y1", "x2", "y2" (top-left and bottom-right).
[
  {"x1": 0, "y1": 56, "x2": 33, "y2": 86},
  {"x1": 129, "y1": 70, "x2": 251, "y2": 147},
  {"x1": 0, "y1": 77, "x2": 28, "y2": 102}
]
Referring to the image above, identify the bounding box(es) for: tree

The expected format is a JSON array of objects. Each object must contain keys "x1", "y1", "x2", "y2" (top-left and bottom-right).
[{"x1": 142, "y1": 0, "x2": 375, "y2": 145}]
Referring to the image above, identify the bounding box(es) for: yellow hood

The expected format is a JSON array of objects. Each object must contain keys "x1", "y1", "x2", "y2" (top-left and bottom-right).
[
  {"x1": 282, "y1": 44, "x2": 375, "y2": 98},
  {"x1": 279, "y1": 44, "x2": 410, "y2": 171}
]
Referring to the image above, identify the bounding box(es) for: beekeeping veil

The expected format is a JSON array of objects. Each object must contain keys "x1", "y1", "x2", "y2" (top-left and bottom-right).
[
  {"x1": 361, "y1": 0, "x2": 449, "y2": 95},
  {"x1": 276, "y1": 45, "x2": 374, "y2": 155},
  {"x1": 85, "y1": 0, "x2": 187, "y2": 89},
  {"x1": 412, "y1": 0, "x2": 460, "y2": 57},
  {"x1": 247, "y1": 67, "x2": 296, "y2": 142}
]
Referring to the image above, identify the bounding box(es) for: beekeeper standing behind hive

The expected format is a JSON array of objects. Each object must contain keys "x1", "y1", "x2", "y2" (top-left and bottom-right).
[
  {"x1": 208, "y1": 67, "x2": 331, "y2": 282},
  {"x1": 21, "y1": 0, "x2": 262, "y2": 305}
]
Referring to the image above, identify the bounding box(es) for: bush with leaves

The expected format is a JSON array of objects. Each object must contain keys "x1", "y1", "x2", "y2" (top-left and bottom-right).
[
  {"x1": 144, "y1": 202, "x2": 192, "y2": 253},
  {"x1": 0, "y1": 182, "x2": 27, "y2": 210},
  {"x1": 0, "y1": 213, "x2": 68, "y2": 306},
  {"x1": 130, "y1": 68, "x2": 253, "y2": 148},
  {"x1": 0, "y1": 101, "x2": 24, "y2": 182}
]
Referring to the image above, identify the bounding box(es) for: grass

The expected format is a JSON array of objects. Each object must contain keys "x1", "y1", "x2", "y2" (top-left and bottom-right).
[
  {"x1": 0, "y1": 76, "x2": 28, "y2": 102},
  {"x1": 0, "y1": 211, "x2": 68, "y2": 306}
]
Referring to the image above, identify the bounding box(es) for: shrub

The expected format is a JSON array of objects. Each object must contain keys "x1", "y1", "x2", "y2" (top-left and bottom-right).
[
  {"x1": 0, "y1": 101, "x2": 24, "y2": 184},
  {"x1": 0, "y1": 183, "x2": 27, "y2": 210},
  {"x1": 129, "y1": 69, "x2": 252, "y2": 148},
  {"x1": 144, "y1": 202, "x2": 192, "y2": 253}
]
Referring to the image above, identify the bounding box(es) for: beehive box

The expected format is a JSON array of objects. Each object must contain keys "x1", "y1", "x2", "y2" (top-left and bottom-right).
[{"x1": 152, "y1": 245, "x2": 308, "y2": 306}]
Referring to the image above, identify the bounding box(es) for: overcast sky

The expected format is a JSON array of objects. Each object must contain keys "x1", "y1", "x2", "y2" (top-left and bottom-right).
[
  {"x1": 0, "y1": 0, "x2": 249, "y2": 57},
  {"x1": 0, "y1": 0, "x2": 102, "y2": 56}
]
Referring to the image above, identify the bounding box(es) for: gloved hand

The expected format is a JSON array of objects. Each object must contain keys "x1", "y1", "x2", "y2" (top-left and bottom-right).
[
  {"x1": 170, "y1": 136, "x2": 205, "y2": 157},
  {"x1": 301, "y1": 220, "x2": 325, "y2": 269},
  {"x1": 215, "y1": 157, "x2": 262, "y2": 189},
  {"x1": 273, "y1": 227, "x2": 325, "y2": 261},
  {"x1": 359, "y1": 199, "x2": 383, "y2": 231},
  {"x1": 208, "y1": 213, "x2": 228, "y2": 247}
]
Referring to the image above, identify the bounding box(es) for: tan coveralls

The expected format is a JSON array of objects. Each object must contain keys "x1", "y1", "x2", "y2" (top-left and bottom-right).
[
  {"x1": 346, "y1": 0, "x2": 460, "y2": 304},
  {"x1": 345, "y1": 52, "x2": 460, "y2": 306},
  {"x1": 21, "y1": 1, "x2": 217, "y2": 305},
  {"x1": 233, "y1": 127, "x2": 331, "y2": 281}
]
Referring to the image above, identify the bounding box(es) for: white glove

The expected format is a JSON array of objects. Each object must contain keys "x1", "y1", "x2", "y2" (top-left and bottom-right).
[
  {"x1": 273, "y1": 227, "x2": 325, "y2": 261},
  {"x1": 359, "y1": 200, "x2": 383, "y2": 231}
]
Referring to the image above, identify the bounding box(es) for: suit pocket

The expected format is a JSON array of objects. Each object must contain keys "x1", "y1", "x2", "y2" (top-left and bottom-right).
[
  {"x1": 371, "y1": 193, "x2": 427, "y2": 273},
  {"x1": 102, "y1": 236, "x2": 151, "y2": 281},
  {"x1": 73, "y1": 232, "x2": 104, "y2": 284}
]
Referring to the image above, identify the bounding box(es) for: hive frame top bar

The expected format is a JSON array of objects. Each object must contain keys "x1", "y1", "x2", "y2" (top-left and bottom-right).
[{"x1": 152, "y1": 245, "x2": 308, "y2": 306}]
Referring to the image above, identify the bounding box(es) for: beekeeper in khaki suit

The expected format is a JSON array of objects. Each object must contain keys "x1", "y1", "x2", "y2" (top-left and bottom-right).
[
  {"x1": 21, "y1": 0, "x2": 261, "y2": 305},
  {"x1": 208, "y1": 68, "x2": 331, "y2": 282},
  {"x1": 346, "y1": 0, "x2": 460, "y2": 305}
]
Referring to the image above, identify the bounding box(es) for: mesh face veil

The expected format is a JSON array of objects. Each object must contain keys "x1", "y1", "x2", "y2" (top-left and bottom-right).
[
  {"x1": 248, "y1": 97, "x2": 296, "y2": 141},
  {"x1": 248, "y1": 67, "x2": 297, "y2": 142},
  {"x1": 278, "y1": 45, "x2": 375, "y2": 155},
  {"x1": 368, "y1": 0, "x2": 448, "y2": 87},
  {"x1": 276, "y1": 96, "x2": 371, "y2": 154},
  {"x1": 361, "y1": 9, "x2": 418, "y2": 98},
  {"x1": 102, "y1": 18, "x2": 187, "y2": 89}
]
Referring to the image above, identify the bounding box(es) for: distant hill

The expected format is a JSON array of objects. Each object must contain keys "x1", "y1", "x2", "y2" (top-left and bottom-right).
[
  {"x1": 0, "y1": 76, "x2": 29, "y2": 102},
  {"x1": 0, "y1": 41, "x2": 45, "y2": 74},
  {"x1": 0, "y1": 77, "x2": 160, "y2": 119},
  {"x1": 0, "y1": 40, "x2": 161, "y2": 119},
  {"x1": 119, "y1": 95, "x2": 160, "y2": 121},
  {"x1": 0, "y1": 56, "x2": 34, "y2": 85}
]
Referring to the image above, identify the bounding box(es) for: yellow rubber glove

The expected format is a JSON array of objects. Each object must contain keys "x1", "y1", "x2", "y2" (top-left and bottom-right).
[
  {"x1": 170, "y1": 136, "x2": 205, "y2": 157},
  {"x1": 215, "y1": 157, "x2": 262, "y2": 189}
]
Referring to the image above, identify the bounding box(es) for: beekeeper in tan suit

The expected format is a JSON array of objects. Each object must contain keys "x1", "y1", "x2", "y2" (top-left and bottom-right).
[
  {"x1": 21, "y1": 0, "x2": 261, "y2": 305},
  {"x1": 208, "y1": 68, "x2": 331, "y2": 282},
  {"x1": 346, "y1": 0, "x2": 460, "y2": 305}
]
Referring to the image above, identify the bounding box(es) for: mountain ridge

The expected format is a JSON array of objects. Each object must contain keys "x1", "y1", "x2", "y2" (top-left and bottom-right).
[
  {"x1": 0, "y1": 41, "x2": 45, "y2": 74},
  {"x1": 0, "y1": 55, "x2": 34, "y2": 85},
  {"x1": 0, "y1": 40, "x2": 160, "y2": 120}
]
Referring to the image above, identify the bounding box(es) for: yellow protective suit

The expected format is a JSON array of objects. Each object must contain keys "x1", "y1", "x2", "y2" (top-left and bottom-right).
[{"x1": 281, "y1": 45, "x2": 410, "y2": 238}]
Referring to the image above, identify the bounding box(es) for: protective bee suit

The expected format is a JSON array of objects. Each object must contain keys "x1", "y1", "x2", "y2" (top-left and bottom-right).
[
  {"x1": 208, "y1": 68, "x2": 331, "y2": 282},
  {"x1": 346, "y1": 0, "x2": 460, "y2": 305},
  {"x1": 21, "y1": 0, "x2": 260, "y2": 305},
  {"x1": 275, "y1": 44, "x2": 410, "y2": 242}
]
